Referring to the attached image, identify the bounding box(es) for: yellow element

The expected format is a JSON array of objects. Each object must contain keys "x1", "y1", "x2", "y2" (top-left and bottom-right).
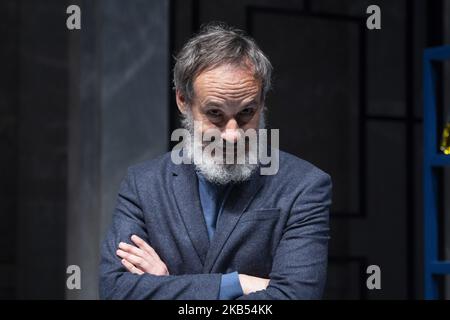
[{"x1": 441, "y1": 122, "x2": 450, "y2": 155}]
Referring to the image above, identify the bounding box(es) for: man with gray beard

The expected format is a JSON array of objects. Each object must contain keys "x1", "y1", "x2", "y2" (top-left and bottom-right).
[
  {"x1": 177, "y1": 107, "x2": 266, "y2": 185},
  {"x1": 100, "y1": 22, "x2": 332, "y2": 300}
]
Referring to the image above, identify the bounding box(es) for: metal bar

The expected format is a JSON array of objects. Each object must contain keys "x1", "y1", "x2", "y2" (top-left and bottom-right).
[
  {"x1": 423, "y1": 46, "x2": 449, "y2": 299},
  {"x1": 431, "y1": 261, "x2": 450, "y2": 274}
]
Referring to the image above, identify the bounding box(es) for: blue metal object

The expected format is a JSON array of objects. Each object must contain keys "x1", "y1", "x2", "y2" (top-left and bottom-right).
[{"x1": 423, "y1": 45, "x2": 450, "y2": 299}]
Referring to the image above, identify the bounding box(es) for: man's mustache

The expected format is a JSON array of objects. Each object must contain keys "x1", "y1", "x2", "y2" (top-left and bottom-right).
[
  {"x1": 172, "y1": 118, "x2": 280, "y2": 175},
  {"x1": 200, "y1": 137, "x2": 248, "y2": 147}
]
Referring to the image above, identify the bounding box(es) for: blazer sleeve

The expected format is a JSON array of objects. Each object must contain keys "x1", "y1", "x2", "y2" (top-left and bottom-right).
[
  {"x1": 99, "y1": 168, "x2": 222, "y2": 300},
  {"x1": 237, "y1": 170, "x2": 332, "y2": 300}
]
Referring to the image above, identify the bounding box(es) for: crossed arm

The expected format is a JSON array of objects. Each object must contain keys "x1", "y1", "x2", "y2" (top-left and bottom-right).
[
  {"x1": 116, "y1": 234, "x2": 269, "y2": 295},
  {"x1": 99, "y1": 168, "x2": 331, "y2": 300}
]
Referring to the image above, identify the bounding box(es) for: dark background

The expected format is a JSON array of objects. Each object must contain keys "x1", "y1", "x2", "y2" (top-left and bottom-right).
[{"x1": 0, "y1": 0, "x2": 449, "y2": 299}]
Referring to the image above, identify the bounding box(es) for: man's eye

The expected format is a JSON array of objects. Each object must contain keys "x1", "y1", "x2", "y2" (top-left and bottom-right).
[
  {"x1": 207, "y1": 110, "x2": 222, "y2": 117},
  {"x1": 240, "y1": 108, "x2": 255, "y2": 116}
]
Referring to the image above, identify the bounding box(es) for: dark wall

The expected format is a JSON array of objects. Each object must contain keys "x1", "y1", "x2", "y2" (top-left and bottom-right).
[
  {"x1": 0, "y1": 0, "x2": 20, "y2": 299},
  {"x1": 0, "y1": 0, "x2": 169, "y2": 299},
  {"x1": 0, "y1": 0, "x2": 69, "y2": 299}
]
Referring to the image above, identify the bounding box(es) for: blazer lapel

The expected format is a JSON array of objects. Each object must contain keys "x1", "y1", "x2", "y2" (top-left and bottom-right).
[
  {"x1": 203, "y1": 172, "x2": 264, "y2": 273},
  {"x1": 171, "y1": 163, "x2": 210, "y2": 265}
]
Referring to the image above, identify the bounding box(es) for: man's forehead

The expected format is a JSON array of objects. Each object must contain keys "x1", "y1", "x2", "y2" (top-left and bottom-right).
[
  {"x1": 193, "y1": 64, "x2": 262, "y2": 103},
  {"x1": 200, "y1": 96, "x2": 259, "y2": 107},
  {"x1": 195, "y1": 64, "x2": 259, "y2": 86}
]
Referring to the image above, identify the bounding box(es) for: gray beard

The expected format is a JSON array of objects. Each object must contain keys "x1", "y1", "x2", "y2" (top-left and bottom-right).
[{"x1": 180, "y1": 110, "x2": 265, "y2": 185}]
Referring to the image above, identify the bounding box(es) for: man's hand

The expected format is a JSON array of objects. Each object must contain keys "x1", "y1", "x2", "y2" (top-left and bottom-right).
[
  {"x1": 238, "y1": 274, "x2": 270, "y2": 295},
  {"x1": 116, "y1": 235, "x2": 269, "y2": 296},
  {"x1": 116, "y1": 235, "x2": 169, "y2": 276}
]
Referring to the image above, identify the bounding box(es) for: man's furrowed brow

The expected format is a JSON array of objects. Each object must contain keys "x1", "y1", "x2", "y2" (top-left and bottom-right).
[
  {"x1": 202, "y1": 98, "x2": 226, "y2": 107},
  {"x1": 241, "y1": 99, "x2": 259, "y2": 107}
]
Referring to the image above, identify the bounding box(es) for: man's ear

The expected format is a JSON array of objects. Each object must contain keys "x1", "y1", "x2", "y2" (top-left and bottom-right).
[{"x1": 175, "y1": 90, "x2": 188, "y2": 114}]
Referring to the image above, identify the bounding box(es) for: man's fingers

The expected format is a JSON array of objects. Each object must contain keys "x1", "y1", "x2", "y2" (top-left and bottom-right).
[
  {"x1": 121, "y1": 258, "x2": 144, "y2": 275},
  {"x1": 116, "y1": 249, "x2": 147, "y2": 268},
  {"x1": 131, "y1": 235, "x2": 161, "y2": 260},
  {"x1": 116, "y1": 237, "x2": 170, "y2": 276},
  {"x1": 118, "y1": 242, "x2": 148, "y2": 260}
]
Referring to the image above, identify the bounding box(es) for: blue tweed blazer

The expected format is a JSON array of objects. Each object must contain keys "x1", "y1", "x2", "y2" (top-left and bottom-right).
[{"x1": 99, "y1": 150, "x2": 332, "y2": 299}]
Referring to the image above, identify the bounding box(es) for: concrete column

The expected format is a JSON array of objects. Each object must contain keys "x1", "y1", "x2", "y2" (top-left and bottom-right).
[{"x1": 67, "y1": 0, "x2": 170, "y2": 299}]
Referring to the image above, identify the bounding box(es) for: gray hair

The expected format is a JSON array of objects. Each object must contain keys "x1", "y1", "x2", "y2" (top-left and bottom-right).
[{"x1": 173, "y1": 22, "x2": 273, "y2": 103}]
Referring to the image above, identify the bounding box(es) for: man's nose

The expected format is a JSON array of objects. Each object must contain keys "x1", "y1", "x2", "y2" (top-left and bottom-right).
[{"x1": 221, "y1": 118, "x2": 241, "y2": 143}]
